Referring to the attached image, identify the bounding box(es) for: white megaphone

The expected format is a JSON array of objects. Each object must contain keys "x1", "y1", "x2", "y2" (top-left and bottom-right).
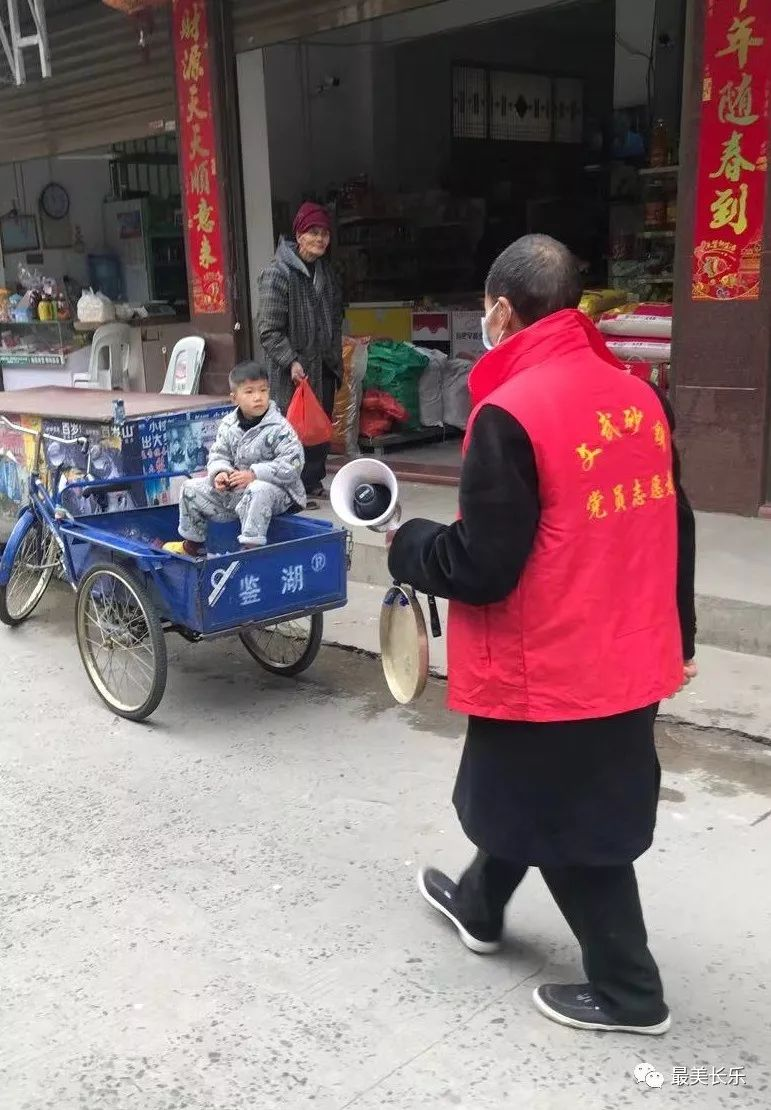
[{"x1": 330, "y1": 458, "x2": 401, "y2": 533}]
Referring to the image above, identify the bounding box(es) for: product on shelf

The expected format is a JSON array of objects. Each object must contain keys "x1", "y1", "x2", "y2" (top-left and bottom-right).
[
  {"x1": 649, "y1": 119, "x2": 670, "y2": 168},
  {"x1": 77, "y1": 288, "x2": 116, "y2": 324},
  {"x1": 363, "y1": 340, "x2": 428, "y2": 431},
  {"x1": 604, "y1": 337, "x2": 672, "y2": 364},
  {"x1": 598, "y1": 303, "x2": 673, "y2": 339},
  {"x1": 597, "y1": 301, "x2": 673, "y2": 390},
  {"x1": 332, "y1": 337, "x2": 369, "y2": 455},
  {"x1": 38, "y1": 291, "x2": 54, "y2": 322},
  {"x1": 579, "y1": 289, "x2": 630, "y2": 319},
  {"x1": 417, "y1": 349, "x2": 445, "y2": 428},
  {"x1": 359, "y1": 389, "x2": 409, "y2": 439},
  {"x1": 644, "y1": 180, "x2": 667, "y2": 230},
  {"x1": 413, "y1": 348, "x2": 474, "y2": 430},
  {"x1": 441, "y1": 358, "x2": 473, "y2": 430}
]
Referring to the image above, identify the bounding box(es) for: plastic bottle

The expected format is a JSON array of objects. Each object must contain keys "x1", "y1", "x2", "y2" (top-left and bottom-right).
[
  {"x1": 56, "y1": 291, "x2": 71, "y2": 320},
  {"x1": 37, "y1": 293, "x2": 54, "y2": 322},
  {"x1": 650, "y1": 120, "x2": 669, "y2": 168},
  {"x1": 645, "y1": 180, "x2": 667, "y2": 230}
]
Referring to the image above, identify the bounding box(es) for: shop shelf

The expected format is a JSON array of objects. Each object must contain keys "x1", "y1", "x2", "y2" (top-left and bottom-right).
[{"x1": 638, "y1": 165, "x2": 680, "y2": 176}]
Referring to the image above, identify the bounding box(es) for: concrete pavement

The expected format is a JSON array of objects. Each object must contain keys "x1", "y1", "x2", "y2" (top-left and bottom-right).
[{"x1": 2, "y1": 589, "x2": 771, "y2": 1109}]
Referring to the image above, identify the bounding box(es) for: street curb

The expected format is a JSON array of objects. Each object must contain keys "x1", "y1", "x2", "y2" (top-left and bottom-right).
[
  {"x1": 323, "y1": 633, "x2": 771, "y2": 747},
  {"x1": 695, "y1": 594, "x2": 771, "y2": 659}
]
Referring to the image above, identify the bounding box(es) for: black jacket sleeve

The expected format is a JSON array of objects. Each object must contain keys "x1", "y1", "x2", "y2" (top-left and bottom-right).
[
  {"x1": 648, "y1": 384, "x2": 697, "y2": 661},
  {"x1": 387, "y1": 405, "x2": 540, "y2": 605}
]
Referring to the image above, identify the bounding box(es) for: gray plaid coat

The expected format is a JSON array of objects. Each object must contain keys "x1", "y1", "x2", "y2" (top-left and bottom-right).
[{"x1": 256, "y1": 238, "x2": 343, "y2": 414}]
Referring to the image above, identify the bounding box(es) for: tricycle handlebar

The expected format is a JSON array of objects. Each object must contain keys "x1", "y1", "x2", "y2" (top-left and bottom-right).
[
  {"x1": 63, "y1": 470, "x2": 192, "y2": 495},
  {"x1": 0, "y1": 415, "x2": 88, "y2": 452}
]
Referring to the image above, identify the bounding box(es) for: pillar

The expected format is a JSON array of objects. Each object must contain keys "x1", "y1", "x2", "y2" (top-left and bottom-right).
[
  {"x1": 672, "y1": 0, "x2": 771, "y2": 515},
  {"x1": 236, "y1": 48, "x2": 278, "y2": 356},
  {"x1": 170, "y1": 0, "x2": 249, "y2": 394}
]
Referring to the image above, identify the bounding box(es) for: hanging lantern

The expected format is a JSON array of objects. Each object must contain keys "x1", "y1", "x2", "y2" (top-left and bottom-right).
[
  {"x1": 101, "y1": 1, "x2": 167, "y2": 13},
  {"x1": 102, "y1": 0, "x2": 168, "y2": 58}
]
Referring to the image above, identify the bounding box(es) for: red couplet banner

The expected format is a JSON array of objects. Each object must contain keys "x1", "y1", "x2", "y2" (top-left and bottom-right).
[
  {"x1": 692, "y1": 0, "x2": 770, "y2": 301},
  {"x1": 172, "y1": 0, "x2": 228, "y2": 314}
]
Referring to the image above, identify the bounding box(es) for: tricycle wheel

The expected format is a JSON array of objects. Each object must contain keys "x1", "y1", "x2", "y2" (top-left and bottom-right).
[
  {"x1": 75, "y1": 562, "x2": 167, "y2": 721},
  {"x1": 0, "y1": 516, "x2": 59, "y2": 627},
  {"x1": 240, "y1": 612, "x2": 323, "y2": 677}
]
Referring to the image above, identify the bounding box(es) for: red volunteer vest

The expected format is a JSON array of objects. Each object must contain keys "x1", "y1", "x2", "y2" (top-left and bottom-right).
[{"x1": 448, "y1": 309, "x2": 683, "y2": 722}]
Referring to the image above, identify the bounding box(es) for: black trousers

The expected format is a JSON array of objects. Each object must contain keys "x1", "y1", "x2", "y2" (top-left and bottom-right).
[
  {"x1": 456, "y1": 851, "x2": 666, "y2": 1021},
  {"x1": 301, "y1": 368, "x2": 337, "y2": 494}
]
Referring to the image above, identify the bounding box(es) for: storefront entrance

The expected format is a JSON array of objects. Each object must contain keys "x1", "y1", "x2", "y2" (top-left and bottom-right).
[{"x1": 234, "y1": 0, "x2": 686, "y2": 477}]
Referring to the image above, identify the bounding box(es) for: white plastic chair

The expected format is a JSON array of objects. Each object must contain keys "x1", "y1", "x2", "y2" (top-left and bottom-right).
[
  {"x1": 161, "y1": 336, "x2": 206, "y2": 395},
  {"x1": 73, "y1": 322, "x2": 132, "y2": 390}
]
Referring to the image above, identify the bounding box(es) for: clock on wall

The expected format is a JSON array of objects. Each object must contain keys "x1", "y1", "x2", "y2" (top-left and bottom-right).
[{"x1": 39, "y1": 182, "x2": 70, "y2": 220}]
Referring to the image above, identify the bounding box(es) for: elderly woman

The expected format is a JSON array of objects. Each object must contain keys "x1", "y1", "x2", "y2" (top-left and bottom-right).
[{"x1": 257, "y1": 202, "x2": 343, "y2": 497}]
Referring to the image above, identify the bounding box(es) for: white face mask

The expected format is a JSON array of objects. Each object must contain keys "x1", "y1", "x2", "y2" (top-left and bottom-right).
[{"x1": 481, "y1": 300, "x2": 504, "y2": 351}]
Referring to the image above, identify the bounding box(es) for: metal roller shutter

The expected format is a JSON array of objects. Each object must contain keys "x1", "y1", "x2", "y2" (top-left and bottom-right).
[
  {"x1": 230, "y1": 0, "x2": 443, "y2": 50},
  {"x1": 0, "y1": 1, "x2": 176, "y2": 163}
]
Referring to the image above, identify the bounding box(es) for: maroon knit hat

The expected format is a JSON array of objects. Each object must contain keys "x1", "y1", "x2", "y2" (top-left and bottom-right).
[{"x1": 293, "y1": 201, "x2": 332, "y2": 238}]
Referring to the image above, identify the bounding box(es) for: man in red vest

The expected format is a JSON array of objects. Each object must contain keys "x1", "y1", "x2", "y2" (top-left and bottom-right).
[{"x1": 388, "y1": 235, "x2": 696, "y2": 1036}]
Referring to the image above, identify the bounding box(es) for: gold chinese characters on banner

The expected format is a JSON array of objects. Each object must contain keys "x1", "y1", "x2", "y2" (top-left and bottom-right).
[
  {"x1": 692, "y1": 0, "x2": 770, "y2": 301},
  {"x1": 172, "y1": 0, "x2": 227, "y2": 314}
]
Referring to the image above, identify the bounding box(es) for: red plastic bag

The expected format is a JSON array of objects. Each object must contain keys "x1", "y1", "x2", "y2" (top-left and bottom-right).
[
  {"x1": 359, "y1": 413, "x2": 392, "y2": 438},
  {"x1": 359, "y1": 389, "x2": 409, "y2": 439},
  {"x1": 286, "y1": 379, "x2": 333, "y2": 447},
  {"x1": 361, "y1": 389, "x2": 409, "y2": 424}
]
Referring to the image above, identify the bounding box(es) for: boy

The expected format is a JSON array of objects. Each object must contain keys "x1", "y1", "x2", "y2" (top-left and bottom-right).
[{"x1": 164, "y1": 362, "x2": 306, "y2": 556}]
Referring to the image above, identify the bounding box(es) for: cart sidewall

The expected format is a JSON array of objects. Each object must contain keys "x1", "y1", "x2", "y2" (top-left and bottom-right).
[
  {"x1": 65, "y1": 538, "x2": 178, "y2": 623},
  {"x1": 197, "y1": 529, "x2": 347, "y2": 634}
]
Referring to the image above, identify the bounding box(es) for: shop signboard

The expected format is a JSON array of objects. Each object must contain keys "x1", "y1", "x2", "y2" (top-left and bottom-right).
[
  {"x1": 344, "y1": 304, "x2": 412, "y2": 342},
  {"x1": 172, "y1": 0, "x2": 228, "y2": 314},
  {"x1": 134, "y1": 406, "x2": 229, "y2": 506},
  {"x1": 0, "y1": 353, "x2": 66, "y2": 367},
  {"x1": 0, "y1": 415, "x2": 38, "y2": 538},
  {"x1": 692, "y1": 0, "x2": 770, "y2": 301},
  {"x1": 412, "y1": 311, "x2": 451, "y2": 354},
  {"x1": 0, "y1": 405, "x2": 230, "y2": 539},
  {"x1": 451, "y1": 311, "x2": 485, "y2": 362}
]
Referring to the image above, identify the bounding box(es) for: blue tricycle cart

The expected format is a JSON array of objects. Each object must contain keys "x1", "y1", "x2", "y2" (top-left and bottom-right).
[{"x1": 0, "y1": 417, "x2": 348, "y2": 721}]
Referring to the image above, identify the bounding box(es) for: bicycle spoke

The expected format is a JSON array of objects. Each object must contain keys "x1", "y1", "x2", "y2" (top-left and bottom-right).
[
  {"x1": 79, "y1": 570, "x2": 158, "y2": 713},
  {"x1": 245, "y1": 618, "x2": 313, "y2": 669},
  {"x1": 4, "y1": 525, "x2": 56, "y2": 620}
]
